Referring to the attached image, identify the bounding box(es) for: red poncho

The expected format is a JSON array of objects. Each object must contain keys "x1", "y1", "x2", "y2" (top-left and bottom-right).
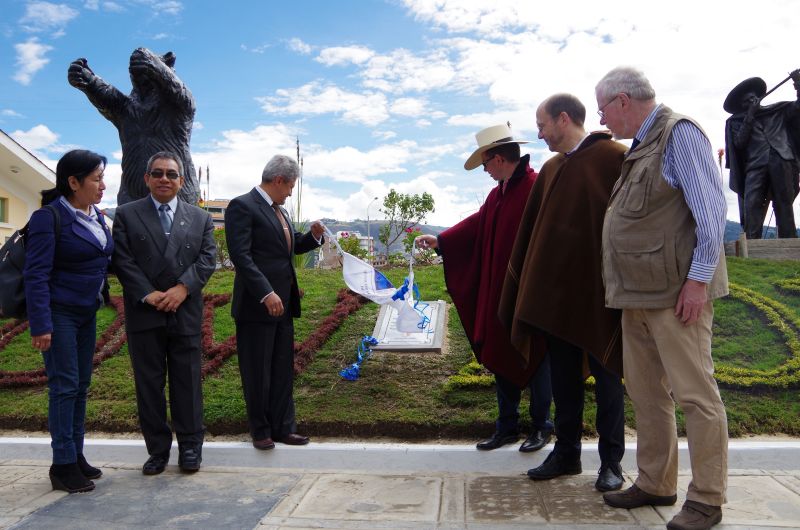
[{"x1": 438, "y1": 155, "x2": 539, "y2": 387}]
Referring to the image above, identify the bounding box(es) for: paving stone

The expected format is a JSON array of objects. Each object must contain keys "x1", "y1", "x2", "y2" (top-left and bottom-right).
[
  {"x1": 0, "y1": 466, "x2": 39, "y2": 487},
  {"x1": 440, "y1": 476, "x2": 465, "y2": 523},
  {"x1": 537, "y1": 473, "x2": 642, "y2": 525},
  {"x1": 721, "y1": 475, "x2": 800, "y2": 527},
  {"x1": 291, "y1": 474, "x2": 441, "y2": 522},
  {"x1": 0, "y1": 516, "x2": 22, "y2": 530},
  {"x1": 467, "y1": 476, "x2": 547, "y2": 523},
  {"x1": 0, "y1": 481, "x2": 65, "y2": 516},
  {"x1": 774, "y1": 474, "x2": 800, "y2": 495},
  {"x1": 11, "y1": 468, "x2": 299, "y2": 529}
]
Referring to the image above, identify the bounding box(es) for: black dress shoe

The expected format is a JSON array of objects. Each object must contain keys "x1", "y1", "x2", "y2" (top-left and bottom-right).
[
  {"x1": 519, "y1": 428, "x2": 552, "y2": 453},
  {"x1": 253, "y1": 437, "x2": 275, "y2": 450},
  {"x1": 77, "y1": 453, "x2": 102, "y2": 480},
  {"x1": 476, "y1": 432, "x2": 519, "y2": 450},
  {"x1": 178, "y1": 446, "x2": 202, "y2": 472},
  {"x1": 49, "y1": 463, "x2": 95, "y2": 493},
  {"x1": 277, "y1": 433, "x2": 310, "y2": 446},
  {"x1": 527, "y1": 451, "x2": 582, "y2": 480},
  {"x1": 142, "y1": 454, "x2": 169, "y2": 475},
  {"x1": 595, "y1": 462, "x2": 624, "y2": 492}
]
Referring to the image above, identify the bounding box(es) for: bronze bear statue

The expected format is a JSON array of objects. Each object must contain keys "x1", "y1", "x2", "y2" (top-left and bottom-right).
[{"x1": 68, "y1": 48, "x2": 199, "y2": 205}]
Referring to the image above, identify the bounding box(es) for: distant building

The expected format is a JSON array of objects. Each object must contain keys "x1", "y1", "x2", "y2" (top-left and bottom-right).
[
  {"x1": 0, "y1": 129, "x2": 56, "y2": 242},
  {"x1": 200, "y1": 198, "x2": 229, "y2": 228},
  {"x1": 334, "y1": 230, "x2": 374, "y2": 255}
]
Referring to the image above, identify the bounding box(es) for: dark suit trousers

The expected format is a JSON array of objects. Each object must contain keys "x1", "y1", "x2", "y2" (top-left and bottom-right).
[
  {"x1": 236, "y1": 315, "x2": 296, "y2": 440},
  {"x1": 546, "y1": 333, "x2": 625, "y2": 465},
  {"x1": 128, "y1": 328, "x2": 205, "y2": 456}
]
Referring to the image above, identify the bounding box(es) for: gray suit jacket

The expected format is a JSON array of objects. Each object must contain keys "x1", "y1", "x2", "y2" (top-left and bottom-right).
[
  {"x1": 112, "y1": 196, "x2": 216, "y2": 334},
  {"x1": 225, "y1": 188, "x2": 321, "y2": 322}
]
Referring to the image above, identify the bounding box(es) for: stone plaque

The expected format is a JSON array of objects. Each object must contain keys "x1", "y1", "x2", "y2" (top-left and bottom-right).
[{"x1": 371, "y1": 300, "x2": 447, "y2": 352}]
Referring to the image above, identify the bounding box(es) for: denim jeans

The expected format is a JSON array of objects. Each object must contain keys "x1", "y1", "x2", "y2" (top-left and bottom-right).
[
  {"x1": 495, "y1": 353, "x2": 553, "y2": 435},
  {"x1": 42, "y1": 302, "x2": 98, "y2": 464}
]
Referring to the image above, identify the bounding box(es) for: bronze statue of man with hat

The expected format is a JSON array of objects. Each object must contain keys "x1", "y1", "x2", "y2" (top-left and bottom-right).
[{"x1": 724, "y1": 69, "x2": 800, "y2": 238}]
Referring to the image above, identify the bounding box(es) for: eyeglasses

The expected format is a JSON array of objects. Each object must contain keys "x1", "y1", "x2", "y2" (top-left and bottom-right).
[
  {"x1": 597, "y1": 94, "x2": 621, "y2": 119},
  {"x1": 148, "y1": 169, "x2": 180, "y2": 180},
  {"x1": 481, "y1": 154, "x2": 497, "y2": 169}
]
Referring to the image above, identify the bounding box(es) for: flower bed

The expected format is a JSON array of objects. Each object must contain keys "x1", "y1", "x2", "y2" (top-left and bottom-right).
[{"x1": 0, "y1": 289, "x2": 368, "y2": 388}]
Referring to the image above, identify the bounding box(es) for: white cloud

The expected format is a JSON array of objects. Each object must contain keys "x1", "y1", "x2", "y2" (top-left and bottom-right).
[
  {"x1": 257, "y1": 82, "x2": 390, "y2": 126},
  {"x1": 13, "y1": 39, "x2": 54, "y2": 85},
  {"x1": 19, "y1": 1, "x2": 79, "y2": 34},
  {"x1": 84, "y1": 0, "x2": 99, "y2": 9},
  {"x1": 288, "y1": 37, "x2": 313, "y2": 55},
  {"x1": 316, "y1": 45, "x2": 374, "y2": 66},
  {"x1": 1, "y1": 109, "x2": 24, "y2": 118},
  {"x1": 8, "y1": 124, "x2": 80, "y2": 159},
  {"x1": 147, "y1": 1, "x2": 183, "y2": 16},
  {"x1": 192, "y1": 124, "x2": 300, "y2": 201},
  {"x1": 372, "y1": 130, "x2": 397, "y2": 141},
  {"x1": 389, "y1": 97, "x2": 428, "y2": 117},
  {"x1": 360, "y1": 48, "x2": 455, "y2": 94},
  {"x1": 103, "y1": 1, "x2": 125, "y2": 12},
  {"x1": 152, "y1": 32, "x2": 169, "y2": 40},
  {"x1": 193, "y1": 121, "x2": 204, "y2": 130},
  {"x1": 241, "y1": 43, "x2": 270, "y2": 54}
]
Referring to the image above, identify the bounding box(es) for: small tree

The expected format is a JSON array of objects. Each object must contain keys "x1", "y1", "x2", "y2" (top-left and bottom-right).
[
  {"x1": 213, "y1": 228, "x2": 234, "y2": 270},
  {"x1": 338, "y1": 232, "x2": 369, "y2": 260},
  {"x1": 402, "y1": 227, "x2": 437, "y2": 265},
  {"x1": 378, "y1": 189, "x2": 435, "y2": 257}
]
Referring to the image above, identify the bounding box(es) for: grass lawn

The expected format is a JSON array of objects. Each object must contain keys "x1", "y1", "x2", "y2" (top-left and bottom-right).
[{"x1": 1, "y1": 257, "x2": 800, "y2": 439}]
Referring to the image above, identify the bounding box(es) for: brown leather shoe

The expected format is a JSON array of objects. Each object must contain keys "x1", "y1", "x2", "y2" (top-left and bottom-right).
[
  {"x1": 252, "y1": 437, "x2": 275, "y2": 450},
  {"x1": 277, "y1": 433, "x2": 310, "y2": 446},
  {"x1": 603, "y1": 484, "x2": 677, "y2": 509},
  {"x1": 667, "y1": 500, "x2": 722, "y2": 530}
]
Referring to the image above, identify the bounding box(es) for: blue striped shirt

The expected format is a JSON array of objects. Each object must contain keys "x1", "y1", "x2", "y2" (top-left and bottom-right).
[{"x1": 633, "y1": 104, "x2": 727, "y2": 283}]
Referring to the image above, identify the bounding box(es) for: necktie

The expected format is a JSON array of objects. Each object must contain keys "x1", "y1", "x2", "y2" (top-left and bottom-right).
[
  {"x1": 630, "y1": 138, "x2": 641, "y2": 151},
  {"x1": 158, "y1": 203, "x2": 172, "y2": 235},
  {"x1": 272, "y1": 204, "x2": 291, "y2": 251}
]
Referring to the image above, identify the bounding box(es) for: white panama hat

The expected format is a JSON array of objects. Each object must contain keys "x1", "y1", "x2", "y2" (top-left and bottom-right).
[{"x1": 464, "y1": 122, "x2": 529, "y2": 170}]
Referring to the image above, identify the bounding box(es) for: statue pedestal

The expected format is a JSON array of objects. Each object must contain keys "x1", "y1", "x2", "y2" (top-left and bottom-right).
[
  {"x1": 735, "y1": 233, "x2": 800, "y2": 260},
  {"x1": 370, "y1": 300, "x2": 447, "y2": 352}
]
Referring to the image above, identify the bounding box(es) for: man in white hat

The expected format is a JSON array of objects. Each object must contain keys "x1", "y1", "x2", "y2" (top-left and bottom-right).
[{"x1": 416, "y1": 123, "x2": 553, "y2": 452}]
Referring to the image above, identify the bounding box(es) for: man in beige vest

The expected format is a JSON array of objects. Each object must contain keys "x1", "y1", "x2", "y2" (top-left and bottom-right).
[{"x1": 596, "y1": 67, "x2": 729, "y2": 530}]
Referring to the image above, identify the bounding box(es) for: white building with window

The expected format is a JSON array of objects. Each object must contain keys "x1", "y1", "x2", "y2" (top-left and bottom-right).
[{"x1": 0, "y1": 129, "x2": 56, "y2": 242}]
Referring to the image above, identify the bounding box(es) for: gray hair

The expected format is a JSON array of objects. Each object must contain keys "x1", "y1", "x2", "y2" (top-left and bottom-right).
[
  {"x1": 261, "y1": 154, "x2": 299, "y2": 183},
  {"x1": 596, "y1": 66, "x2": 656, "y2": 101},
  {"x1": 146, "y1": 151, "x2": 184, "y2": 176}
]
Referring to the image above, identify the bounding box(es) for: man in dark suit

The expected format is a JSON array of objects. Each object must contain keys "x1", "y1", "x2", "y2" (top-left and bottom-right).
[
  {"x1": 112, "y1": 151, "x2": 216, "y2": 475},
  {"x1": 225, "y1": 154, "x2": 324, "y2": 450}
]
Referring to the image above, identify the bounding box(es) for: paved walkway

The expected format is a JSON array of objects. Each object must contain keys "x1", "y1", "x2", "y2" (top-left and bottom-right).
[{"x1": 2, "y1": 437, "x2": 800, "y2": 529}]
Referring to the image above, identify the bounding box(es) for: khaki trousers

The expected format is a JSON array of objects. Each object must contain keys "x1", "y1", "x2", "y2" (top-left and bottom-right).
[{"x1": 622, "y1": 302, "x2": 728, "y2": 506}]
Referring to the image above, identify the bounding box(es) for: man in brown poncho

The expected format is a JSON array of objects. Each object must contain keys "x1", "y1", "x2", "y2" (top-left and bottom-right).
[{"x1": 499, "y1": 93, "x2": 626, "y2": 492}]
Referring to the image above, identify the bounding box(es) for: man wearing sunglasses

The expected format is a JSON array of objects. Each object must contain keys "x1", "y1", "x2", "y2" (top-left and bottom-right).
[{"x1": 112, "y1": 151, "x2": 216, "y2": 477}]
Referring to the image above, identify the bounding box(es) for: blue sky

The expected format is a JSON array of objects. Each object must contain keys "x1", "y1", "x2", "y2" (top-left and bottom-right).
[{"x1": 1, "y1": 0, "x2": 797, "y2": 226}]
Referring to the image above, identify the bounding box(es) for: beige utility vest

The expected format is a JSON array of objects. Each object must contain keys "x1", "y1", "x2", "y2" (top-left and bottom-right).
[{"x1": 602, "y1": 106, "x2": 729, "y2": 309}]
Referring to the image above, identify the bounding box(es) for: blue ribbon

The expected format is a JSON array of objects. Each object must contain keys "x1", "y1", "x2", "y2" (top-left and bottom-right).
[
  {"x1": 411, "y1": 284, "x2": 431, "y2": 331},
  {"x1": 339, "y1": 335, "x2": 380, "y2": 381}
]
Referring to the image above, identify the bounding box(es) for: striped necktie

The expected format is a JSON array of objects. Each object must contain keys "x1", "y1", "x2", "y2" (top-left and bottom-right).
[{"x1": 158, "y1": 203, "x2": 172, "y2": 235}]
